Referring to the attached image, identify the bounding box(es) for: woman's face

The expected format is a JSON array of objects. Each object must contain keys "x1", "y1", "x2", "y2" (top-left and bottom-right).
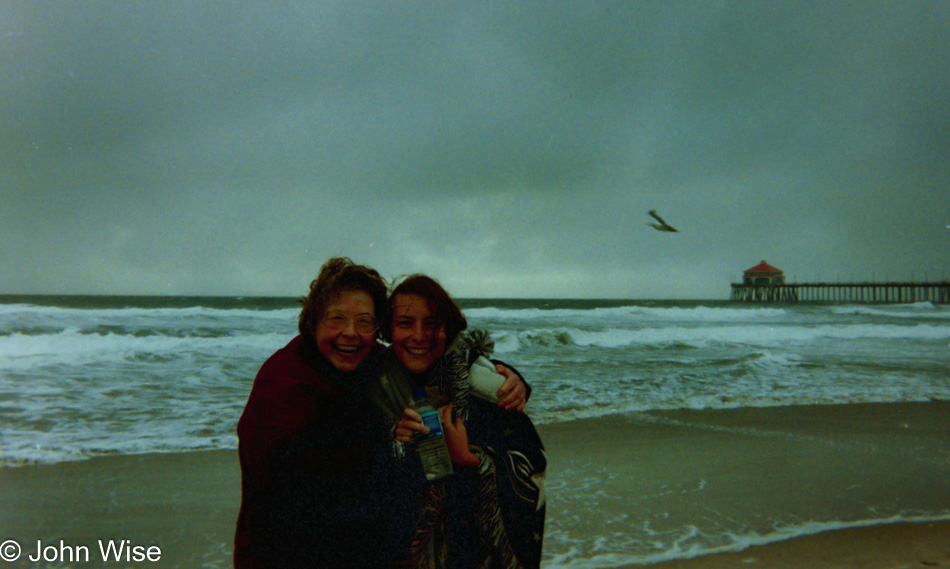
[
  {"x1": 390, "y1": 293, "x2": 447, "y2": 376},
  {"x1": 314, "y1": 290, "x2": 377, "y2": 372}
]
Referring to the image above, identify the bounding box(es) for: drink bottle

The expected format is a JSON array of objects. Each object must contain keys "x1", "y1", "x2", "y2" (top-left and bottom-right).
[{"x1": 411, "y1": 388, "x2": 453, "y2": 480}]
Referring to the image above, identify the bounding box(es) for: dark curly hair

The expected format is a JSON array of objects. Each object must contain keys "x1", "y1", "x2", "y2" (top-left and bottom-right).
[
  {"x1": 381, "y1": 274, "x2": 468, "y2": 345},
  {"x1": 298, "y1": 257, "x2": 389, "y2": 338}
]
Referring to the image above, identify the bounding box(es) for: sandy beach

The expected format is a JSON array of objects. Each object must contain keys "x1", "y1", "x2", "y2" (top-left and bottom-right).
[
  {"x1": 2, "y1": 401, "x2": 948, "y2": 568},
  {"x1": 538, "y1": 400, "x2": 950, "y2": 567},
  {"x1": 639, "y1": 520, "x2": 950, "y2": 569},
  {"x1": 0, "y1": 450, "x2": 241, "y2": 568}
]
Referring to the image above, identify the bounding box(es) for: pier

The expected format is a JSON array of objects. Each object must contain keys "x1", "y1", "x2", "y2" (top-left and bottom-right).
[
  {"x1": 729, "y1": 261, "x2": 949, "y2": 304},
  {"x1": 730, "y1": 281, "x2": 950, "y2": 304}
]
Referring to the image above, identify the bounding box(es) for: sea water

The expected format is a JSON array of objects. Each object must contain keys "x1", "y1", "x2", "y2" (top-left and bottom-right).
[{"x1": 2, "y1": 295, "x2": 949, "y2": 566}]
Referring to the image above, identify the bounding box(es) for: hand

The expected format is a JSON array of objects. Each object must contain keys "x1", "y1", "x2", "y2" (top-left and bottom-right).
[
  {"x1": 495, "y1": 364, "x2": 527, "y2": 411},
  {"x1": 395, "y1": 407, "x2": 428, "y2": 442},
  {"x1": 439, "y1": 405, "x2": 480, "y2": 468}
]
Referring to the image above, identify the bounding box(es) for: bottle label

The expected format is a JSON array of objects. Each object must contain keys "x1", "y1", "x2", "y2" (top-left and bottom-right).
[{"x1": 416, "y1": 410, "x2": 444, "y2": 441}]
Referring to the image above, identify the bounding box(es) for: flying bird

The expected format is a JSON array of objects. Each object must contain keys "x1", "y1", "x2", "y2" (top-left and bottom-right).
[{"x1": 648, "y1": 210, "x2": 678, "y2": 232}]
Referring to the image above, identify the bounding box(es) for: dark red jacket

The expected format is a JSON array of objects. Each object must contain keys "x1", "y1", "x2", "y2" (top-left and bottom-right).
[{"x1": 234, "y1": 336, "x2": 408, "y2": 569}]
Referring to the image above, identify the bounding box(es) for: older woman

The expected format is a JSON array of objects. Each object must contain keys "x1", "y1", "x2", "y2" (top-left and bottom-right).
[
  {"x1": 234, "y1": 258, "x2": 405, "y2": 569},
  {"x1": 372, "y1": 275, "x2": 546, "y2": 569}
]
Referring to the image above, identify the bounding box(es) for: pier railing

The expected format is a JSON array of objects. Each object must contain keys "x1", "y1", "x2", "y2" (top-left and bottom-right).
[{"x1": 730, "y1": 282, "x2": 950, "y2": 304}]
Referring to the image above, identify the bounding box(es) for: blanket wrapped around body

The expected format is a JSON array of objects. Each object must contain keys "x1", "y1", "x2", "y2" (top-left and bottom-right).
[{"x1": 373, "y1": 330, "x2": 546, "y2": 569}]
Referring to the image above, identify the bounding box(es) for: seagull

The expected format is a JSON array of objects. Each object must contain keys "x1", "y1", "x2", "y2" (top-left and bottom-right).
[{"x1": 648, "y1": 210, "x2": 678, "y2": 232}]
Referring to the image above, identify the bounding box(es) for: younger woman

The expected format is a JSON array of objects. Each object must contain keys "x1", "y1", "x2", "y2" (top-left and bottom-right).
[{"x1": 372, "y1": 275, "x2": 546, "y2": 569}]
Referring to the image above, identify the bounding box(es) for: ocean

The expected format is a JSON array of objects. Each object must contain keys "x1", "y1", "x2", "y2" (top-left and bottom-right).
[{"x1": 2, "y1": 295, "x2": 949, "y2": 567}]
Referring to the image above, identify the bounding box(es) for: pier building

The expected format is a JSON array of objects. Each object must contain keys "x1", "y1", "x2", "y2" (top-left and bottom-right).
[{"x1": 730, "y1": 261, "x2": 949, "y2": 304}]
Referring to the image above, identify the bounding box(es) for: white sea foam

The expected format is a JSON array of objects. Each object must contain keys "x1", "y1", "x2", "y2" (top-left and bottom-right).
[
  {"x1": 4, "y1": 297, "x2": 950, "y2": 569},
  {"x1": 2, "y1": 298, "x2": 949, "y2": 465},
  {"x1": 466, "y1": 305, "x2": 790, "y2": 323},
  {"x1": 492, "y1": 323, "x2": 950, "y2": 352},
  {"x1": 0, "y1": 303, "x2": 298, "y2": 321},
  {"x1": 0, "y1": 329, "x2": 291, "y2": 370},
  {"x1": 830, "y1": 302, "x2": 950, "y2": 319},
  {"x1": 0, "y1": 304, "x2": 300, "y2": 324},
  {"x1": 542, "y1": 513, "x2": 950, "y2": 569},
  {"x1": 491, "y1": 332, "x2": 522, "y2": 354}
]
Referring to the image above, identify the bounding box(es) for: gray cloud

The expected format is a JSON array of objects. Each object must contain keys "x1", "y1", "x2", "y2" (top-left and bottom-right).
[{"x1": 3, "y1": 1, "x2": 949, "y2": 297}]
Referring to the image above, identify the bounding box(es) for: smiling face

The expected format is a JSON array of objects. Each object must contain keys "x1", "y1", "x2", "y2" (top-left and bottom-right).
[
  {"x1": 314, "y1": 289, "x2": 377, "y2": 372},
  {"x1": 390, "y1": 293, "x2": 447, "y2": 376}
]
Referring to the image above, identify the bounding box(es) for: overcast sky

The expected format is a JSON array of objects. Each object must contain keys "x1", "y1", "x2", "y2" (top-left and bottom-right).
[{"x1": 3, "y1": 1, "x2": 948, "y2": 299}]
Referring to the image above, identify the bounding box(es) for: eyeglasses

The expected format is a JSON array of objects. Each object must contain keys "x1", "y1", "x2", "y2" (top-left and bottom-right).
[{"x1": 322, "y1": 311, "x2": 379, "y2": 335}]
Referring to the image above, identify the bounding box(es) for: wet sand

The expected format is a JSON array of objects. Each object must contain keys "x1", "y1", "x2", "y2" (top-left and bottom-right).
[
  {"x1": 2, "y1": 401, "x2": 949, "y2": 568},
  {"x1": 0, "y1": 450, "x2": 240, "y2": 568},
  {"x1": 638, "y1": 520, "x2": 950, "y2": 569},
  {"x1": 538, "y1": 400, "x2": 950, "y2": 567}
]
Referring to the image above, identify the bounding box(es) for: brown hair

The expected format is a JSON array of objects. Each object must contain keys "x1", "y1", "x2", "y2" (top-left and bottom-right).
[
  {"x1": 298, "y1": 257, "x2": 389, "y2": 338},
  {"x1": 382, "y1": 274, "x2": 468, "y2": 344}
]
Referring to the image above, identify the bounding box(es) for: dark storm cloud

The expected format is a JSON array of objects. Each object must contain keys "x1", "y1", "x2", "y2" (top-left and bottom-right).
[{"x1": 2, "y1": 1, "x2": 948, "y2": 296}]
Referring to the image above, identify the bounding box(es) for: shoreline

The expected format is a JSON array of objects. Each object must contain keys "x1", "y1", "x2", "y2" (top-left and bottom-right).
[
  {"x1": 3, "y1": 452, "x2": 947, "y2": 568},
  {"x1": 4, "y1": 398, "x2": 947, "y2": 469},
  {"x1": 537, "y1": 399, "x2": 950, "y2": 568},
  {"x1": 2, "y1": 400, "x2": 949, "y2": 568},
  {"x1": 0, "y1": 449, "x2": 241, "y2": 568},
  {"x1": 634, "y1": 519, "x2": 950, "y2": 569}
]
